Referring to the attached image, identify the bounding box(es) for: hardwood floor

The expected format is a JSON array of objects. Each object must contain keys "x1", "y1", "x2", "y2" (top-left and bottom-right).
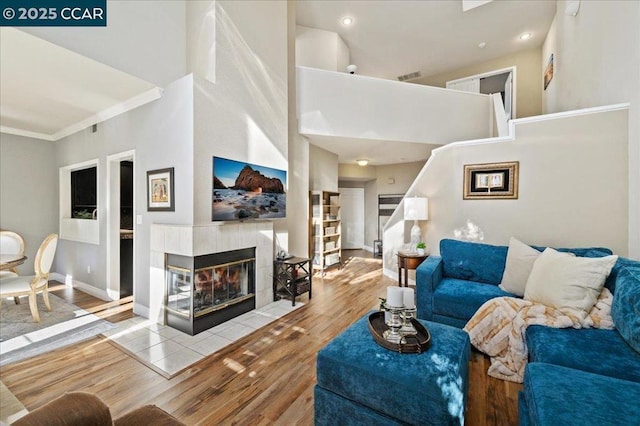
[{"x1": 0, "y1": 249, "x2": 521, "y2": 425}]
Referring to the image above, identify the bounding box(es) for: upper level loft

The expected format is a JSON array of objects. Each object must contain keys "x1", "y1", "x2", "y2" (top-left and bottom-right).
[{"x1": 296, "y1": 66, "x2": 506, "y2": 147}]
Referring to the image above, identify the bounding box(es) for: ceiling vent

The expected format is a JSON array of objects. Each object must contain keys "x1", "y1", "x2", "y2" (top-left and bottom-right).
[{"x1": 397, "y1": 71, "x2": 422, "y2": 82}]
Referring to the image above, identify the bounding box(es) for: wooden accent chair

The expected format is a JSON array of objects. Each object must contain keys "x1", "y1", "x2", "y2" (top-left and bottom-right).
[
  {"x1": 0, "y1": 234, "x2": 58, "y2": 322},
  {"x1": 0, "y1": 230, "x2": 26, "y2": 279}
]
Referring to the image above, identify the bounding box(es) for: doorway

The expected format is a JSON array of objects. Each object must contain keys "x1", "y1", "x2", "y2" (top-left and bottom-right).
[
  {"x1": 106, "y1": 150, "x2": 135, "y2": 301},
  {"x1": 339, "y1": 188, "x2": 365, "y2": 249},
  {"x1": 119, "y1": 160, "x2": 133, "y2": 297},
  {"x1": 446, "y1": 66, "x2": 516, "y2": 119}
]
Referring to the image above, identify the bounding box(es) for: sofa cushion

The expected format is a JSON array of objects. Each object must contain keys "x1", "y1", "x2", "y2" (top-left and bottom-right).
[
  {"x1": 611, "y1": 266, "x2": 640, "y2": 355},
  {"x1": 499, "y1": 237, "x2": 541, "y2": 296},
  {"x1": 526, "y1": 325, "x2": 640, "y2": 383},
  {"x1": 523, "y1": 363, "x2": 640, "y2": 425},
  {"x1": 316, "y1": 313, "x2": 470, "y2": 425},
  {"x1": 314, "y1": 386, "x2": 404, "y2": 426},
  {"x1": 433, "y1": 278, "x2": 514, "y2": 321},
  {"x1": 440, "y1": 239, "x2": 508, "y2": 285},
  {"x1": 524, "y1": 248, "x2": 617, "y2": 319},
  {"x1": 605, "y1": 256, "x2": 639, "y2": 293}
]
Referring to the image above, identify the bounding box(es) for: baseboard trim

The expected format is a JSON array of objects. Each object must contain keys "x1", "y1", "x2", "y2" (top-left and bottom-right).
[
  {"x1": 50, "y1": 272, "x2": 111, "y2": 301},
  {"x1": 382, "y1": 267, "x2": 416, "y2": 286},
  {"x1": 133, "y1": 303, "x2": 150, "y2": 319}
]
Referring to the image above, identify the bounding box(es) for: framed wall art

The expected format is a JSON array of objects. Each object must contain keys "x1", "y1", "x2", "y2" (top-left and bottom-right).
[
  {"x1": 147, "y1": 167, "x2": 175, "y2": 211},
  {"x1": 544, "y1": 53, "x2": 554, "y2": 90},
  {"x1": 463, "y1": 161, "x2": 519, "y2": 200}
]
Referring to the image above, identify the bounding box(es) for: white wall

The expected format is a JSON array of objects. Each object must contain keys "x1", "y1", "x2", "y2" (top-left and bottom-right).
[
  {"x1": 285, "y1": 1, "x2": 310, "y2": 258},
  {"x1": 0, "y1": 134, "x2": 58, "y2": 274},
  {"x1": 54, "y1": 75, "x2": 194, "y2": 309},
  {"x1": 309, "y1": 144, "x2": 338, "y2": 192},
  {"x1": 297, "y1": 66, "x2": 493, "y2": 144},
  {"x1": 416, "y1": 47, "x2": 543, "y2": 119},
  {"x1": 21, "y1": 0, "x2": 187, "y2": 87},
  {"x1": 542, "y1": 0, "x2": 640, "y2": 257},
  {"x1": 190, "y1": 1, "x2": 288, "y2": 225},
  {"x1": 376, "y1": 162, "x2": 426, "y2": 196},
  {"x1": 383, "y1": 106, "x2": 630, "y2": 274},
  {"x1": 296, "y1": 25, "x2": 349, "y2": 73},
  {"x1": 338, "y1": 161, "x2": 425, "y2": 249}
]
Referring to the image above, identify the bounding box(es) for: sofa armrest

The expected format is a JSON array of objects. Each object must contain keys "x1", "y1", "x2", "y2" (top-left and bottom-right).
[
  {"x1": 416, "y1": 256, "x2": 443, "y2": 320},
  {"x1": 114, "y1": 405, "x2": 185, "y2": 426},
  {"x1": 13, "y1": 392, "x2": 112, "y2": 426}
]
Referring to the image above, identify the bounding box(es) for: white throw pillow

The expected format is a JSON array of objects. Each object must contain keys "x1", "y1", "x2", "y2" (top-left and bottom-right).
[
  {"x1": 499, "y1": 237, "x2": 542, "y2": 296},
  {"x1": 523, "y1": 248, "x2": 618, "y2": 318}
]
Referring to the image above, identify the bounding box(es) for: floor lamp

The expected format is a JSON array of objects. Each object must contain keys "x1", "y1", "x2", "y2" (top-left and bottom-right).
[{"x1": 404, "y1": 197, "x2": 429, "y2": 250}]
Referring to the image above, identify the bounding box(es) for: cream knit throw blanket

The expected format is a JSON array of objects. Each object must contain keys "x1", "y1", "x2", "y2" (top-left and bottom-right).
[{"x1": 463, "y1": 288, "x2": 614, "y2": 383}]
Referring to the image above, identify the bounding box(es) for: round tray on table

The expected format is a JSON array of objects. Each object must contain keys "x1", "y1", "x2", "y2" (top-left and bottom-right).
[{"x1": 367, "y1": 311, "x2": 431, "y2": 354}]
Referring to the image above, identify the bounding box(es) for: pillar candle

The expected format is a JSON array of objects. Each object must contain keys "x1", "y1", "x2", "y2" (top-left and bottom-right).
[
  {"x1": 403, "y1": 288, "x2": 415, "y2": 309},
  {"x1": 386, "y1": 286, "x2": 404, "y2": 308}
]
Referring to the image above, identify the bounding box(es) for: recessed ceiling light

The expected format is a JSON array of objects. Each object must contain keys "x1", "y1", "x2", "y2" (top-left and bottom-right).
[
  {"x1": 341, "y1": 16, "x2": 353, "y2": 25},
  {"x1": 357, "y1": 159, "x2": 368, "y2": 166},
  {"x1": 519, "y1": 32, "x2": 532, "y2": 41},
  {"x1": 478, "y1": 42, "x2": 487, "y2": 49}
]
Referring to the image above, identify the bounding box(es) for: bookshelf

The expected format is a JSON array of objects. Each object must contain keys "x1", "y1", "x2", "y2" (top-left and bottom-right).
[{"x1": 310, "y1": 190, "x2": 342, "y2": 274}]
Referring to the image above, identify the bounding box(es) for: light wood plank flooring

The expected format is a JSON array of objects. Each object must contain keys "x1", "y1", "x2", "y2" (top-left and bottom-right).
[{"x1": 0, "y1": 250, "x2": 521, "y2": 425}]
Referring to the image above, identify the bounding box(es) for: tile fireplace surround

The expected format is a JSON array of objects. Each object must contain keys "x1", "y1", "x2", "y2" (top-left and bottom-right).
[{"x1": 149, "y1": 222, "x2": 274, "y2": 325}]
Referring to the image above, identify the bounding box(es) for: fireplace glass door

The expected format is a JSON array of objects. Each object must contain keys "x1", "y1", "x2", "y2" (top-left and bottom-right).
[
  {"x1": 167, "y1": 266, "x2": 192, "y2": 317},
  {"x1": 165, "y1": 248, "x2": 257, "y2": 335},
  {"x1": 194, "y1": 259, "x2": 253, "y2": 316}
]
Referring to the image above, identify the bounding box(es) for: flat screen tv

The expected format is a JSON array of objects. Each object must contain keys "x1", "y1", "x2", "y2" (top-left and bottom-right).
[{"x1": 212, "y1": 156, "x2": 287, "y2": 221}]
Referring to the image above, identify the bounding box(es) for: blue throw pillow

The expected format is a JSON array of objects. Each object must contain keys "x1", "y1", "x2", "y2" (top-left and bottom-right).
[
  {"x1": 611, "y1": 266, "x2": 640, "y2": 354},
  {"x1": 440, "y1": 239, "x2": 508, "y2": 285}
]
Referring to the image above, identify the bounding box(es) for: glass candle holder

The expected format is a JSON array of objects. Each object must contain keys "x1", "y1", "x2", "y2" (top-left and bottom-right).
[
  {"x1": 400, "y1": 307, "x2": 417, "y2": 336},
  {"x1": 383, "y1": 304, "x2": 404, "y2": 344}
]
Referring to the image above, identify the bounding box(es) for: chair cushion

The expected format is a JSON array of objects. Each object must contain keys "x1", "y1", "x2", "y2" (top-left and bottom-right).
[
  {"x1": 526, "y1": 325, "x2": 640, "y2": 382},
  {"x1": 611, "y1": 266, "x2": 640, "y2": 354},
  {"x1": 433, "y1": 278, "x2": 514, "y2": 321},
  {"x1": 13, "y1": 392, "x2": 112, "y2": 426},
  {"x1": 0, "y1": 275, "x2": 42, "y2": 293},
  {"x1": 114, "y1": 405, "x2": 185, "y2": 426},
  {"x1": 0, "y1": 271, "x2": 18, "y2": 279},
  {"x1": 440, "y1": 239, "x2": 507, "y2": 285},
  {"x1": 524, "y1": 363, "x2": 640, "y2": 425}
]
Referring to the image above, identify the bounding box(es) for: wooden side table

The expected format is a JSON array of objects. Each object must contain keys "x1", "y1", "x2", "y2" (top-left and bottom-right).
[
  {"x1": 397, "y1": 252, "x2": 428, "y2": 287},
  {"x1": 273, "y1": 257, "x2": 312, "y2": 306}
]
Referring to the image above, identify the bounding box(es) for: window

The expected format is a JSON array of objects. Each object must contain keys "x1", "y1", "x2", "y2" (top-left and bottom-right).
[
  {"x1": 59, "y1": 159, "x2": 99, "y2": 244},
  {"x1": 71, "y1": 166, "x2": 97, "y2": 219}
]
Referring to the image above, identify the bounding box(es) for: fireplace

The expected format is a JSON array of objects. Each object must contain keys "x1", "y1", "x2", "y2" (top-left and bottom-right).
[{"x1": 165, "y1": 247, "x2": 256, "y2": 335}]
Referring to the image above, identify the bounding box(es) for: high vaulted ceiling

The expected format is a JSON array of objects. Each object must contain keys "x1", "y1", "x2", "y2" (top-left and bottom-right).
[
  {"x1": 296, "y1": 0, "x2": 557, "y2": 81},
  {"x1": 296, "y1": 0, "x2": 558, "y2": 167},
  {"x1": 0, "y1": 28, "x2": 161, "y2": 141}
]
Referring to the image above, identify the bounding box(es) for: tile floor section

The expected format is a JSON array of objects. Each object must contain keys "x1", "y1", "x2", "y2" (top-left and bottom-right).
[{"x1": 103, "y1": 300, "x2": 304, "y2": 377}]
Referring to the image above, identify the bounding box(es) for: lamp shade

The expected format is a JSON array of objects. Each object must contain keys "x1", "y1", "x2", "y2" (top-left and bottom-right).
[{"x1": 404, "y1": 197, "x2": 428, "y2": 221}]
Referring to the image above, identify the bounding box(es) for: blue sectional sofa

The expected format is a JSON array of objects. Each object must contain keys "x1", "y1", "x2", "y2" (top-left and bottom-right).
[{"x1": 415, "y1": 239, "x2": 640, "y2": 425}]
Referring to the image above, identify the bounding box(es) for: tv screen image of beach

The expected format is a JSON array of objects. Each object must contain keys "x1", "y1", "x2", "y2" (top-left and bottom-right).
[{"x1": 212, "y1": 157, "x2": 287, "y2": 221}]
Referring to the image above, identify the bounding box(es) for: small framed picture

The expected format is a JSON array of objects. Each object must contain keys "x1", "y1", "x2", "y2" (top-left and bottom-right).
[
  {"x1": 544, "y1": 53, "x2": 554, "y2": 90},
  {"x1": 463, "y1": 162, "x2": 519, "y2": 200},
  {"x1": 147, "y1": 167, "x2": 175, "y2": 211}
]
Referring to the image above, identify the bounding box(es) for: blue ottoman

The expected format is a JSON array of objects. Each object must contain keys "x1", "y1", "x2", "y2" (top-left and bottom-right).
[{"x1": 315, "y1": 313, "x2": 470, "y2": 425}]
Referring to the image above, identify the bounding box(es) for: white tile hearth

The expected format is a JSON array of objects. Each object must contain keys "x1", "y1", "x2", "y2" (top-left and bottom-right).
[{"x1": 103, "y1": 300, "x2": 304, "y2": 378}]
